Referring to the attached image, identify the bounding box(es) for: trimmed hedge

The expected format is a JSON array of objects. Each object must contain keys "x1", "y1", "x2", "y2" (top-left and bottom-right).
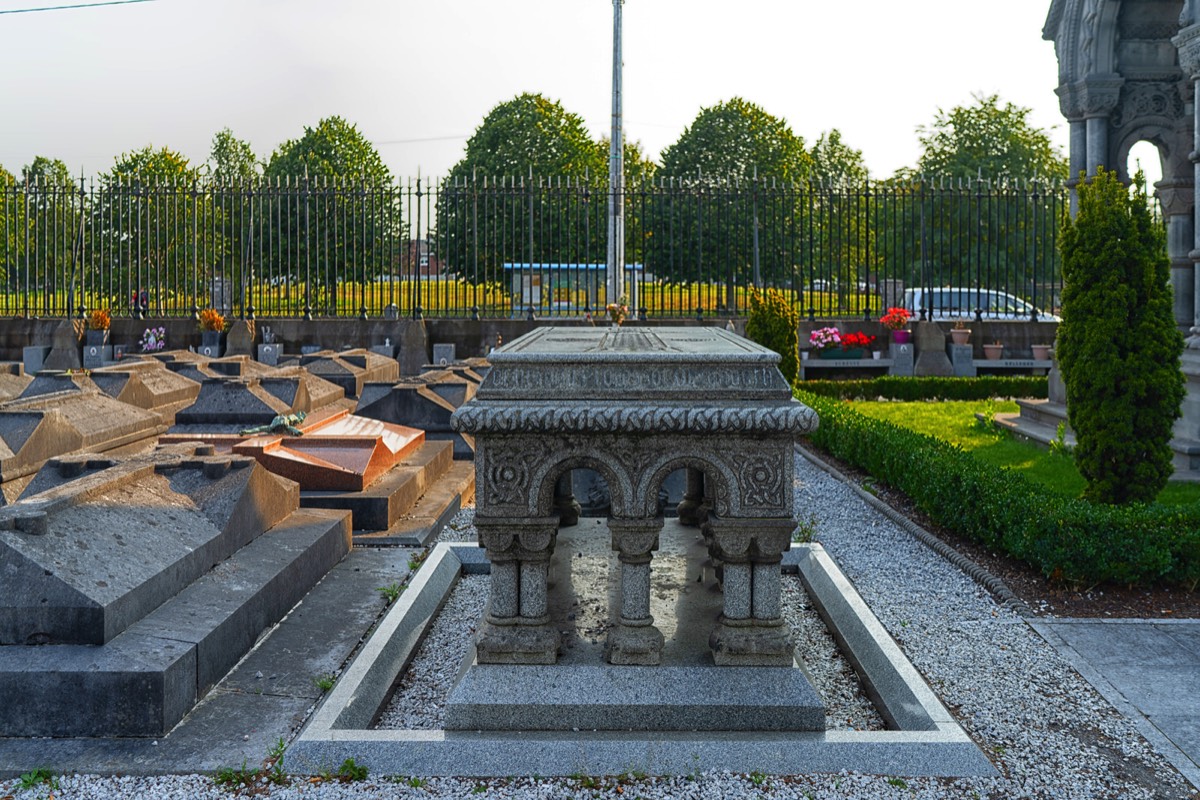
[
  {"x1": 798, "y1": 390, "x2": 1200, "y2": 589},
  {"x1": 801, "y1": 375, "x2": 1047, "y2": 402}
]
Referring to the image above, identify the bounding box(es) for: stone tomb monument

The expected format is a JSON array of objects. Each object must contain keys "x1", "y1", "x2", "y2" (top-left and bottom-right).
[{"x1": 448, "y1": 327, "x2": 821, "y2": 730}]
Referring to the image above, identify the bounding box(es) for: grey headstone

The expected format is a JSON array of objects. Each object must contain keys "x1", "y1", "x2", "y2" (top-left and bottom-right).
[
  {"x1": 257, "y1": 343, "x2": 280, "y2": 367},
  {"x1": 82, "y1": 344, "x2": 112, "y2": 369},
  {"x1": 949, "y1": 344, "x2": 976, "y2": 377},
  {"x1": 888, "y1": 342, "x2": 915, "y2": 376},
  {"x1": 22, "y1": 346, "x2": 50, "y2": 375},
  {"x1": 432, "y1": 343, "x2": 456, "y2": 366}
]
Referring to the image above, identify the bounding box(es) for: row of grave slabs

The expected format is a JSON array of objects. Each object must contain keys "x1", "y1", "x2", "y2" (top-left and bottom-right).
[{"x1": 0, "y1": 349, "x2": 480, "y2": 544}]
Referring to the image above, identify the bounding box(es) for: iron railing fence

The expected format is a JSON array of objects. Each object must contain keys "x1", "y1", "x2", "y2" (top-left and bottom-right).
[{"x1": 0, "y1": 174, "x2": 1069, "y2": 321}]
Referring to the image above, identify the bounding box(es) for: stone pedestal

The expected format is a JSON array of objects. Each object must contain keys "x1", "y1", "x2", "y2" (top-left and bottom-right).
[
  {"x1": 474, "y1": 516, "x2": 561, "y2": 665},
  {"x1": 913, "y1": 322, "x2": 953, "y2": 376},
  {"x1": 949, "y1": 343, "x2": 976, "y2": 377},
  {"x1": 888, "y1": 341, "x2": 914, "y2": 376}
]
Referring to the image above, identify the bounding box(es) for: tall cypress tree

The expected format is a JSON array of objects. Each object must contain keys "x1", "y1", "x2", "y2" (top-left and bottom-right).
[{"x1": 1057, "y1": 169, "x2": 1184, "y2": 504}]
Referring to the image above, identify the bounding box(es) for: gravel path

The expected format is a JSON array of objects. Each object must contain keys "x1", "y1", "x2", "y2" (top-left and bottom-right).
[{"x1": 3, "y1": 451, "x2": 1195, "y2": 799}]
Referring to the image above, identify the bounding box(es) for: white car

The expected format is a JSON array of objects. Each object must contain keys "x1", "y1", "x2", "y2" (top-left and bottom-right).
[{"x1": 902, "y1": 287, "x2": 1060, "y2": 322}]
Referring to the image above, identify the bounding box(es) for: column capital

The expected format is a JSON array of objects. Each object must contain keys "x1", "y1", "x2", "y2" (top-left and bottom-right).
[
  {"x1": 1173, "y1": 24, "x2": 1200, "y2": 79},
  {"x1": 1077, "y1": 75, "x2": 1124, "y2": 118}
]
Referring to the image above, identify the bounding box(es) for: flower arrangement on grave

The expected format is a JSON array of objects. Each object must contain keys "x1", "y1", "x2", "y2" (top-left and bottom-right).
[
  {"x1": 808, "y1": 326, "x2": 841, "y2": 351},
  {"x1": 879, "y1": 307, "x2": 911, "y2": 330},
  {"x1": 840, "y1": 331, "x2": 876, "y2": 351},
  {"x1": 197, "y1": 308, "x2": 227, "y2": 333},
  {"x1": 139, "y1": 326, "x2": 166, "y2": 352},
  {"x1": 87, "y1": 308, "x2": 111, "y2": 332},
  {"x1": 606, "y1": 296, "x2": 629, "y2": 325}
]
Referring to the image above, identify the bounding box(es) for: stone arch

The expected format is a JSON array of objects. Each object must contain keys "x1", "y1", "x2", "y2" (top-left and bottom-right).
[
  {"x1": 531, "y1": 454, "x2": 629, "y2": 519},
  {"x1": 1114, "y1": 129, "x2": 1171, "y2": 184},
  {"x1": 640, "y1": 453, "x2": 736, "y2": 519}
]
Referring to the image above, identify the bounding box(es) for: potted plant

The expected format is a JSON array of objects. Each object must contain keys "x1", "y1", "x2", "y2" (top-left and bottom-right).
[
  {"x1": 86, "y1": 309, "x2": 111, "y2": 346},
  {"x1": 809, "y1": 326, "x2": 847, "y2": 359},
  {"x1": 880, "y1": 307, "x2": 912, "y2": 343},
  {"x1": 1031, "y1": 344, "x2": 1052, "y2": 361},
  {"x1": 840, "y1": 330, "x2": 875, "y2": 359},
  {"x1": 950, "y1": 319, "x2": 971, "y2": 346},
  {"x1": 198, "y1": 308, "x2": 227, "y2": 353},
  {"x1": 983, "y1": 340, "x2": 1004, "y2": 360}
]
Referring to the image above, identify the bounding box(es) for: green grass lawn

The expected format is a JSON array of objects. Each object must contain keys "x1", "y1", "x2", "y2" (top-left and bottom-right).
[{"x1": 848, "y1": 399, "x2": 1200, "y2": 506}]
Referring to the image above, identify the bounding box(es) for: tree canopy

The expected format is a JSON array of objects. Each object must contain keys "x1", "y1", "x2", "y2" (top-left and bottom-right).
[
  {"x1": 266, "y1": 116, "x2": 392, "y2": 183},
  {"x1": 911, "y1": 94, "x2": 1068, "y2": 181},
  {"x1": 659, "y1": 97, "x2": 811, "y2": 182},
  {"x1": 447, "y1": 93, "x2": 605, "y2": 182},
  {"x1": 809, "y1": 129, "x2": 868, "y2": 184},
  {"x1": 208, "y1": 128, "x2": 260, "y2": 182}
]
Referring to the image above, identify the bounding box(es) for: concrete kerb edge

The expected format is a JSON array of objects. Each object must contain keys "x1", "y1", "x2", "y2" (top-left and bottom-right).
[
  {"x1": 1028, "y1": 619, "x2": 1200, "y2": 792},
  {"x1": 288, "y1": 542, "x2": 996, "y2": 778},
  {"x1": 794, "y1": 443, "x2": 1033, "y2": 617}
]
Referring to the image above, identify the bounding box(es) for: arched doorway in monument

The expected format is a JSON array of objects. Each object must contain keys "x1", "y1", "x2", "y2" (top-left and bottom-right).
[{"x1": 536, "y1": 458, "x2": 735, "y2": 667}]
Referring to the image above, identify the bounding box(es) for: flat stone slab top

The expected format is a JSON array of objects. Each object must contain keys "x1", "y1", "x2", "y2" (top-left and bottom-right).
[
  {"x1": 475, "y1": 326, "x2": 796, "y2": 401},
  {"x1": 160, "y1": 410, "x2": 425, "y2": 492}
]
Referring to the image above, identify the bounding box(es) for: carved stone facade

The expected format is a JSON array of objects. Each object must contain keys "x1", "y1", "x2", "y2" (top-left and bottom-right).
[
  {"x1": 1045, "y1": 0, "x2": 1196, "y2": 333},
  {"x1": 451, "y1": 327, "x2": 818, "y2": 667}
]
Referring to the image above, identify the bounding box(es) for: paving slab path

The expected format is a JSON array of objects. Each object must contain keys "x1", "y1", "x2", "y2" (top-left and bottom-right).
[{"x1": 1032, "y1": 618, "x2": 1200, "y2": 791}]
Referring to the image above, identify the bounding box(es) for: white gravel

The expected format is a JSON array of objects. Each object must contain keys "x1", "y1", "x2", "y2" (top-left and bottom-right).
[{"x1": 3, "y1": 451, "x2": 1195, "y2": 799}]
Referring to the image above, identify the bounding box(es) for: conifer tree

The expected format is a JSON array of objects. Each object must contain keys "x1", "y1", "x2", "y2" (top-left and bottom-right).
[
  {"x1": 745, "y1": 287, "x2": 800, "y2": 386},
  {"x1": 1057, "y1": 168, "x2": 1184, "y2": 504}
]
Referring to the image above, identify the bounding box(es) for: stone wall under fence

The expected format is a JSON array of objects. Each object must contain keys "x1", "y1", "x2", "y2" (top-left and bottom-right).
[{"x1": 0, "y1": 317, "x2": 1060, "y2": 373}]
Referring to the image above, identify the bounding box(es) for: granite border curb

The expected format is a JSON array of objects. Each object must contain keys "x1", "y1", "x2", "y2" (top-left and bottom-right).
[
  {"x1": 795, "y1": 444, "x2": 1033, "y2": 617},
  {"x1": 287, "y1": 541, "x2": 996, "y2": 778}
]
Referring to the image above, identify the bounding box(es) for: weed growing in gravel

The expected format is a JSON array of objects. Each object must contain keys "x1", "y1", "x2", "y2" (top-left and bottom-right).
[
  {"x1": 18, "y1": 767, "x2": 58, "y2": 791},
  {"x1": 313, "y1": 673, "x2": 336, "y2": 692},
  {"x1": 404, "y1": 776, "x2": 427, "y2": 788},
  {"x1": 336, "y1": 758, "x2": 368, "y2": 781},
  {"x1": 748, "y1": 770, "x2": 769, "y2": 787},
  {"x1": 792, "y1": 513, "x2": 819, "y2": 543},
  {"x1": 886, "y1": 776, "x2": 909, "y2": 789},
  {"x1": 377, "y1": 582, "x2": 404, "y2": 604},
  {"x1": 471, "y1": 784, "x2": 488, "y2": 794}
]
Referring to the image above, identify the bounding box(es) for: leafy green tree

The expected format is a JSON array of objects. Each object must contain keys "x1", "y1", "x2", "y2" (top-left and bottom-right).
[
  {"x1": 883, "y1": 95, "x2": 1068, "y2": 302},
  {"x1": 913, "y1": 94, "x2": 1068, "y2": 181},
  {"x1": 207, "y1": 129, "x2": 261, "y2": 296},
  {"x1": 809, "y1": 129, "x2": 868, "y2": 184},
  {"x1": 0, "y1": 165, "x2": 22, "y2": 289},
  {"x1": 650, "y1": 98, "x2": 812, "y2": 306},
  {"x1": 208, "y1": 128, "x2": 260, "y2": 182},
  {"x1": 1057, "y1": 168, "x2": 1184, "y2": 504},
  {"x1": 437, "y1": 93, "x2": 619, "y2": 315},
  {"x1": 16, "y1": 157, "x2": 81, "y2": 310},
  {"x1": 264, "y1": 117, "x2": 398, "y2": 312},
  {"x1": 94, "y1": 146, "x2": 222, "y2": 314}
]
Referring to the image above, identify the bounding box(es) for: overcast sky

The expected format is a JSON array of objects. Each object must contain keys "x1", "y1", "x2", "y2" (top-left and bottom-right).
[{"x1": 3, "y1": 0, "x2": 1150, "y2": 183}]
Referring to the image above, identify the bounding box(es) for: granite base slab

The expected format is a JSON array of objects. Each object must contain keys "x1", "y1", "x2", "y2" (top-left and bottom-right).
[{"x1": 444, "y1": 659, "x2": 824, "y2": 731}]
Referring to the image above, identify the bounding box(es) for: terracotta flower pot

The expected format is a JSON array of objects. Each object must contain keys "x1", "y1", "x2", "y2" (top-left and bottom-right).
[
  {"x1": 950, "y1": 329, "x2": 971, "y2": 346},
  {"x1": 1031, "y1": 344, "x2": 1052, "y2": 360},
  {"x1": 983, "y1": 344, "x2": 1004, "y2": 360}
]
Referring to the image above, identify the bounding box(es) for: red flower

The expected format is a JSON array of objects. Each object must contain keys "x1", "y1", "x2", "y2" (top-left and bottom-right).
[{"x1": 841, "y1": 331, "x2": 876, "y2": 349}]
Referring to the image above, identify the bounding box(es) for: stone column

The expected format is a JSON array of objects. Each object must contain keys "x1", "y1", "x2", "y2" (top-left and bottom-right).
[
  {"x1": 1079, "y1": 77, "x2": 1123, "y2": 176},
  {"x1": 1178, "y1": 24, "x2": 1200, "y2": 346},
  {"x1": 1158, "y1": 180, "x2": 1197, "y2": 332},
  {"x1": 675, "y1": 468, "x2": 705, "y2": 526},
  {"x1": 705, "y1": 517, "x2": 795, "y2": 666},
  {"x1": 552, "y1": 471, "x2": 581, "y2": 527},
  {"x1": 474, "y1": 515, "x2": 561, "y2": 665},
  {"x1": 605, "y1": 517, "x2": 665, "y2": 665},
  {"x1": 1068, "y1": 119, "x2": 1087, "y2": 215}
]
